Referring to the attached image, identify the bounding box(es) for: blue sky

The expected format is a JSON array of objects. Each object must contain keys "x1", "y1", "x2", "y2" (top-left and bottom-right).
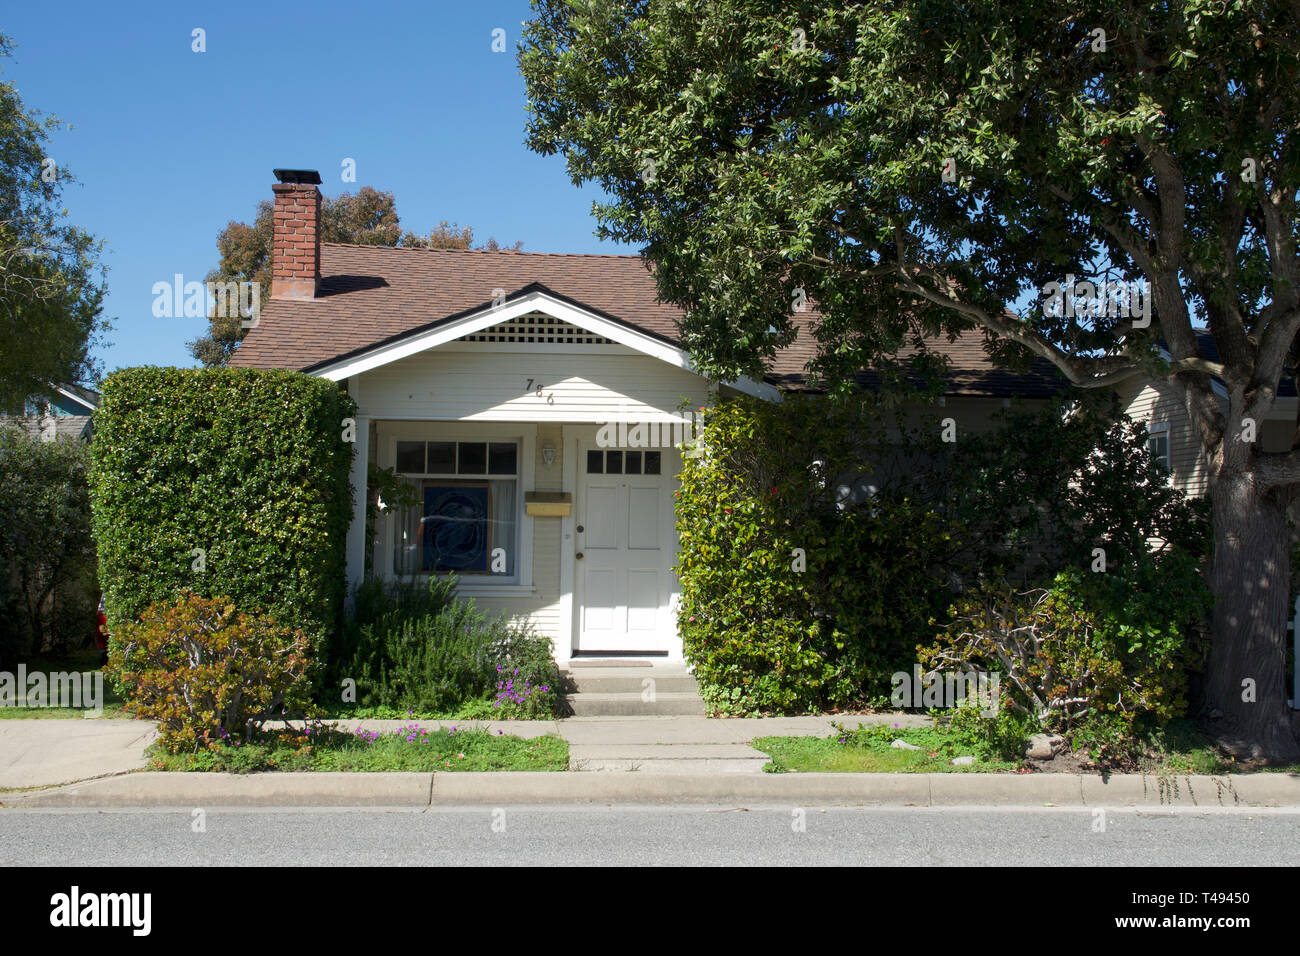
[{"x1": 4, "y1": 0, "x2": 625, "y2": 376}]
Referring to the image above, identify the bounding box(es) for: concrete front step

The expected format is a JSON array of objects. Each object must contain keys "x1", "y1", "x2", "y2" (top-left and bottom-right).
[
  {"x1": 561, "y1": 664, "x2": 707, "y2": 716},
  {"x1": 567, "y1": 692, "x2": 707, "y2": 717},
  {"x1": 569, "y1": 744, "x2": 769, "y2": 773},
  {"x1": 568, "y1": 672, "x2": 701, "y2": 695}
]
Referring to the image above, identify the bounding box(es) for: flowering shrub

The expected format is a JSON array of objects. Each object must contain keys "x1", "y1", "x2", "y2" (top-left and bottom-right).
[
  {"x1": 109, "y1": 591, "x2": 315, "y2": 753},
  {"x1": 493, "y1": 665, "x2": 555, "y2": 719},
  {"x1": 331, "y1": 576, "x2": 565, "y2": 716}
]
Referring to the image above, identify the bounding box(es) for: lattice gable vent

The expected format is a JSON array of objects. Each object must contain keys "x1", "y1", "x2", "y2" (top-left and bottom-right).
[{"x1": 460, "y1": 311, "x2": 614, "y2": 345}]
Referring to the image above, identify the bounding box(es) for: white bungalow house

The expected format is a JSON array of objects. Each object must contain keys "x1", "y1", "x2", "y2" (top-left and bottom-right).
[{"x1": 230, "y1": 170, "x2": 1066, "y2": 664}]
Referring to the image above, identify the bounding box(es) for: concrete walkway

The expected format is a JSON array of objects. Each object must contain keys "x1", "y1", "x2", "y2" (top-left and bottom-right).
[{"x1": 0, "y1": 719, "x2": 155, "y2": 789}]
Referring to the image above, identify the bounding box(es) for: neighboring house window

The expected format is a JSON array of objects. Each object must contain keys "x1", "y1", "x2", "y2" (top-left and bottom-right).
[
  {"x1": 1146, "y1": 423, "x2": 1171, "y2": 474},
  {"x1": 392, "y1": 440, "x2": 520, "y2": 579}
]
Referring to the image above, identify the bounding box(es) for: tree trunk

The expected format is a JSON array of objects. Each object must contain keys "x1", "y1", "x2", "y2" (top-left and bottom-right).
[{"x1": 1203, "y1": 470, "x2": 1300, "y2": 762}]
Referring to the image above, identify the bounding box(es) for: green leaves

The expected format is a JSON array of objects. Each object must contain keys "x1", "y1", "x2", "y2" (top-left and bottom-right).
[
  {"x1": 0, "y1": 425, "x2": 96, "y2": 663},
  {"x1": 520, "y1": 0, "x2": 1298, "y2": 427},
  {"x1": 0, "y1": 35, "x2": 108, "y2": 412},
  {"x1": 109, "y1": 592, "x2": 315, "y2": 753},
  {"x1": 674, "y1": 389, "x2": 1208, "y2": 716},
  {"x1": 89, "y1": 367, "x2": 356, "y2": 665}
]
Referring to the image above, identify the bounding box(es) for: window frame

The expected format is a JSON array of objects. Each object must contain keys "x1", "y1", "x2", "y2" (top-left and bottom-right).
[
  {"x1": 1146, "y1": 421, "x2": 1172, "y2": 478},
  {"x1": 381, "y1": 423, "x2": 535, "y2": 590}
]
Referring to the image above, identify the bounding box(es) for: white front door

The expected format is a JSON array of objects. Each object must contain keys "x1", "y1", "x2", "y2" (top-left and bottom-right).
[{"x1": 574, "y1": 441, "x2": 677, "y2": 653}]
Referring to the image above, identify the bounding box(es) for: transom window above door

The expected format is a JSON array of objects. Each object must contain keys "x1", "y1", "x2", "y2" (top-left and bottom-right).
[{"x1": 586, "y1": 449, "x2": 661, "y2": 475}]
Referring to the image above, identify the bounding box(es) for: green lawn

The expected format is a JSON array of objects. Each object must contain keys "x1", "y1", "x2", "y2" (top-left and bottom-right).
[
  {"x1": 756, "y1": 725, "x2": 1021, "y2": 774},
  {"x1": 0, "y1": 651, "x2": 127, "y2": 719},
  {"x1": 321, "y1": 699, "x2": 515, "y2": 721},
  {"x1": 149, "y1": 724, "x2": 569, "y2": 773},
  {"x1": 757, "y1": 718, "x2": 1300, "y2": 774},
  {"x1": 1133, "y1": 719, "x2": 1300, "y2": 774}
]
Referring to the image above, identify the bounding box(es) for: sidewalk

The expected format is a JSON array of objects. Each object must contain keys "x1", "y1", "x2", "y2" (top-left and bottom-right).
[
  {"x1": 0, "y1": 719, "x2": 155, "y2": 789},
  {"x1": 5, "y1": 714, "x2": 1296, "y2": 810}
]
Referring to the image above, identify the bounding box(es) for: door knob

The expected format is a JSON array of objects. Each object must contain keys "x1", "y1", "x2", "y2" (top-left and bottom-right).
[
  {"x1": 576, "y1": 525, "x2": 584, "y2": 533},
  {"x1": 576, "y1": 552, "x2": 584, "y2": 560}
]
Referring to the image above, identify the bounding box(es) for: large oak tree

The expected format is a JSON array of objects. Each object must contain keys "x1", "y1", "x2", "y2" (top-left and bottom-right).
[{"x1": 520, "y1": 0, "x2": 1300, "y2": 758}]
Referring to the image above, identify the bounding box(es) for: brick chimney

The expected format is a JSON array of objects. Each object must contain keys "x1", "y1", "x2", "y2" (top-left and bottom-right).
[{"x1": 271, "y1": 168, "x2": 323, "y2": 299}]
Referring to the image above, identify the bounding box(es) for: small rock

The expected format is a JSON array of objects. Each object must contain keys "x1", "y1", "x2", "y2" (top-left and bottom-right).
[
  {"x1": 1025, "y1": 733, "x2": 1066, "y2": 760},
  {"x1": 890, "y1": 739, "x2": 923, "y2": 750},
  {"x1": 950, "y1": 755, "x2": 976, "y2": 766}
]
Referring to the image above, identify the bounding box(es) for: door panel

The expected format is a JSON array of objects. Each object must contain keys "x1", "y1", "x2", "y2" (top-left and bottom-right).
[
  {"x1": 626, "y1": 485, "x2": 660, "y2": 549},
  {"x1": 575, "y1": 439, "x2": 674, "y2": 652},
  {"x1": 585, "y1": 485, "x2": 619, "y2": 548}
]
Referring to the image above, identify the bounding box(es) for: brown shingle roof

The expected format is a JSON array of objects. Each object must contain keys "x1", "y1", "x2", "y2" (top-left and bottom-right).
[{"x1": 229, "y1": 243, "x2": 1064, "y2": 397}]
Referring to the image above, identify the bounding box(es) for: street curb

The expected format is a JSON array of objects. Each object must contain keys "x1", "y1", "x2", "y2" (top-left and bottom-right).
[
  {"x1": 0, "y1": 773, "x2": 433, "y2": 808},
  {"x1": 2, "y1": 771, "x2": 1298, "y2": 808}
]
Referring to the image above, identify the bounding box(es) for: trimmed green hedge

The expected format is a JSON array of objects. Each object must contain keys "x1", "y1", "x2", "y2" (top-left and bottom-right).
[
  {"x1": 675, "y1": 394, "x2": 1210, "y2": 716},
  {"x1": 0, "y1": 425, "x2": 97, "y2": 665},
  {"x1": 675, "y1": 395, "x2": 941, "y2": 714},
  {"x1": 89, "y1": 367, "x2": 355, "y2": 653}
]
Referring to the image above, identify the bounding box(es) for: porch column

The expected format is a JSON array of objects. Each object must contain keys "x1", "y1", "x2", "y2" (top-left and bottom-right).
[{"x1": 345, "y1": 414, "x2": 370, "y2": 592}]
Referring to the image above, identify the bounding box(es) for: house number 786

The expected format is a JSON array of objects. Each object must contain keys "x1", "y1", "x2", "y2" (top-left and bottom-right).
[{"x1": 525, "y1": 380, "x2": 555, "y2": 404}]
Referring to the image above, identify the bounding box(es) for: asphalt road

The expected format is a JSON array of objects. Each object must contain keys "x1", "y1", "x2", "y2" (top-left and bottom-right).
[{"x1": 0, "y1": 805, "x2": 1295, "y2": 866}]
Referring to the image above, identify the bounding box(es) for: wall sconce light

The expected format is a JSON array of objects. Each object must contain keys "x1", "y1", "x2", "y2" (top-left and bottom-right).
[{"x1": 542, "y1": 445, "x2": 556, "y2": 467}]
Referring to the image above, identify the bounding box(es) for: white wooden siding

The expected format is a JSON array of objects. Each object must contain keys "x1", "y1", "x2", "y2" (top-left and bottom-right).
[
  {"x1": 1118, "y1": 380, "x2": 1210, "y2": 497},
  {"x1": 357, "y1": 345, "x2": 709, "y2": 423}
]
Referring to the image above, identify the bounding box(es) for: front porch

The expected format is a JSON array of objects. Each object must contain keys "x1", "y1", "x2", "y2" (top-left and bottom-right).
[{"x1": 345, "y1": 415, "x2": 690, "y2": 663}]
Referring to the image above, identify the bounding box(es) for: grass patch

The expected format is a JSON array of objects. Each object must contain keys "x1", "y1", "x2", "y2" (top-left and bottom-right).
[
  {"x1": 149, "y1": 723, "x2": 568, "y2": 773},
  {"x1": 756, "y1": 723, "x2": 1022, "y2": 774},
  {"x1": 0, "y1": 651, "x2": 127, "y2": 719},
  {"x1": 757, "y1": 717, "x2": 1300, "y2": 775},
  {"x1": 1133, "y1": 718, "x2": 1300, "y2": 775},
  {"x1": 321, "y1": 699, "x2": 511, "y2": 721},
  {"x1": 0, "y1": 704, "x2": 128, "y2": 720}
]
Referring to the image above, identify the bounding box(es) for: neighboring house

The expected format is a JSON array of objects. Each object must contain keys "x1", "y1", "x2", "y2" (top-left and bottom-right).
[
  {"x1": 1115, "y1": 331, "x2": 1297, "y2": 498},
  {"x1": 2, "y1": 383, "x2": 100, "y2": 442},
  {"x1": 230, "y1": 169, "x2": 1063, "y2": 663}
]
